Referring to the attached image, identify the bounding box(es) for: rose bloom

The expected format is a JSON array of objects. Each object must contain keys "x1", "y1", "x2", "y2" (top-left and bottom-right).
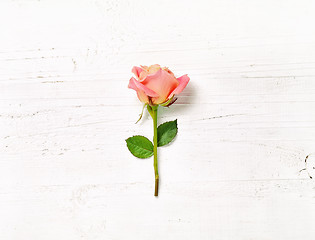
[{"x1": 128, "y1": 64, "x2": 190, "y2": 105}]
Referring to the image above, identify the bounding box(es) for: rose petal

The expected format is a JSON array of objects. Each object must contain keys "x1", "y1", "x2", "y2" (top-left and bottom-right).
[
  {"x1": 168, "y1": 74, "x2": 190, "y2": 98},
  {"x1": 138, "y1": 64, "x2": 161, "y2": 82},
  {"x1": 140, "y1": 65, "x2": 148, "y2": 70},
  {"x1": 132, "y1": 66, "x2": 143, "y2": 78},
  {"x1": 147, "y1": 64, "x2": 161, "y2": 74},
  {"x1": 142, "y1": 68, "x2": 162, "y2": 82},
  {"x1": 128, "y1": 77, "x2": 159, "y2": 97},
  {"x1": 136, "y1": 90, "x2": 149, "y2": 103},
  {"x1": 142, "y1": 69, "x2": 179, "y2": 104}
]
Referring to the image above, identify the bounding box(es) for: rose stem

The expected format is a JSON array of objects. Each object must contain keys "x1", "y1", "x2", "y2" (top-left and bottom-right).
[{"x1": 152, "y1": 105, "x2": 159, "y2": 196}]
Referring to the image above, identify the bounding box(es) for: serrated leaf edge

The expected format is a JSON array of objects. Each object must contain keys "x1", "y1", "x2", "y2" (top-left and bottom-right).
[
  {"x1": 125, "y1": 135, "x2": 154, "y2": 159},
  {"x1": 157, "y1": 119, "x2": 178, "y2": 147}
]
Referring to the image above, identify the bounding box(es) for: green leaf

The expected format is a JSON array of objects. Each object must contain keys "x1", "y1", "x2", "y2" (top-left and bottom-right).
[
  {"x1": 157, "y1": 119, "x2": 178, "y2": 147},
  {"x1": 126, "y1": 135, "x2": 154, "y2": 159}
]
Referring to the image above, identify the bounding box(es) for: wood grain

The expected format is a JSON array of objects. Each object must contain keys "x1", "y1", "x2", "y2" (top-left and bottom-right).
[{"x1": 1, "y1": 0, "x2": 315, "y2": 239}]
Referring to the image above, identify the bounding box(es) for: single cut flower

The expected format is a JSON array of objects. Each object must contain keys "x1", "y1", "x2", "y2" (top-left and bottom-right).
[
  {"x1": 126, "y1": 64, "x2": 190, "y2": 196},
  {"x1": 128, "y1": 64, "x2": 190, "y2": 105}
]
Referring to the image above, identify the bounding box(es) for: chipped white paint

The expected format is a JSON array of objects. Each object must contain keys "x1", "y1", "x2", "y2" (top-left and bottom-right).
[{"x1": 1, "y1": 0, "x2": 315, "y2": 239}]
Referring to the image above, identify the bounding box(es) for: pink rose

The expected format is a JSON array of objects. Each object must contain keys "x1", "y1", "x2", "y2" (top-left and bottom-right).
[{"x1": 128, "y1": 64, "x2": 190, "y2": 105}]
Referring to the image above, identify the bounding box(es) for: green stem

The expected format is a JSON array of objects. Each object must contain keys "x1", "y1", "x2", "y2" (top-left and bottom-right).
[{"x1": 152, "y1": 105, "x2": 159, "y2": 196}]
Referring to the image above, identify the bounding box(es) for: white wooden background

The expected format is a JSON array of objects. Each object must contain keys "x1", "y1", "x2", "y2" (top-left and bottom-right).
[{"x1": 1, "y1": 0, "x2": 315, "y2": 239}]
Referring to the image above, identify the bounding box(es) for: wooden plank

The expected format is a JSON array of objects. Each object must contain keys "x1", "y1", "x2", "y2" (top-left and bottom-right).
[{"x1": 1, "y1": 0, "x2": 315, "y2": 239}]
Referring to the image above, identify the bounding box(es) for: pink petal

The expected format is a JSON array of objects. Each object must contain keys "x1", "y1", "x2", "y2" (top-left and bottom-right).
[
  {"x1": 142, "y1": 69, "x2": 179, "y2": 104},
  {"x1": 128, "y1": 77, "x2": 159, "y2": 97},
  {"x1": 168, "y1": 74, "x2": 190, "y2": 98},
  {"x1": 136, "y1": 90, "x2": 149, "y2": 103},
  {"x1": 128, "y1": 76, "x2": 138, "y2": 91},
  {"x1": 143, "y1": 68, "x2": 162, "y2": 82},
  {"x1": 131, "y1": 66, "x2": 144, "y2": 78}
]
